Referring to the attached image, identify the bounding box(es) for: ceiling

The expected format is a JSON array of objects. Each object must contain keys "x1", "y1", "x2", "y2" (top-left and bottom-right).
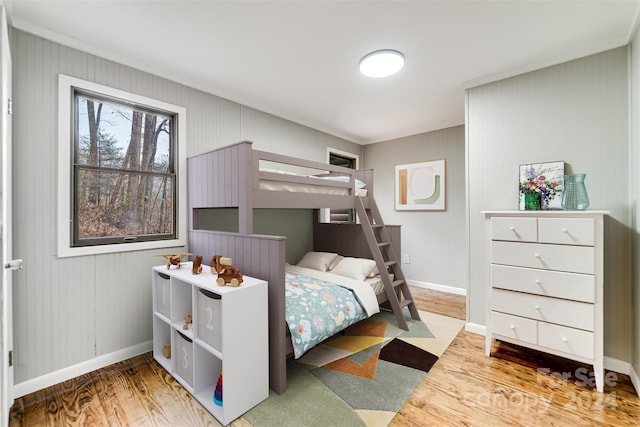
[{"x1": 7, "y1": 0, "x2": 640, "y2": 144}]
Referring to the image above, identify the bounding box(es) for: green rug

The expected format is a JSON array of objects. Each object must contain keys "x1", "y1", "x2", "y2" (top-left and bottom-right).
[{"x1": 241, "y1": 309, "x2": 464, "y2": 427}]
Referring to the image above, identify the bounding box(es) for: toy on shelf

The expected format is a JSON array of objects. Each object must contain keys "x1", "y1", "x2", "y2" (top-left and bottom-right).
[
  {"x1": 155, "y1": 253, "x2": 193, "y2": 270},
  {"x1": 210, "y1": 254, "x2": 229, "y2": 274},
  {"x1": 192, "y1": 255, "x2": 203, "y2": 274},
  {"x1": 183, "y1": 314, "x2": 192, "y2": 330},
  {"x1": 162, "y1": 342, "x2": 171, "y2": 359},
  {"x1": 210, "y1": 254, "x2": 244, "y2": 287},
  {"x1": 214, "y1": 370, "x2": 223, "y2": 406}
]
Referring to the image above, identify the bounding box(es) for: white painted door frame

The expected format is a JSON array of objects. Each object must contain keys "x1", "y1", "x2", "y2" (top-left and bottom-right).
[{"x1": 0, "y1": 5, "x2": 15, "y2": 427}]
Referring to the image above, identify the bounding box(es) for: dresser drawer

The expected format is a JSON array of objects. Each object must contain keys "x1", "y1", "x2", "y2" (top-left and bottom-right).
[
  {"x1": 491, "y1": 264, "x2": 595, "y2": 303},
  {"x1": 539, "y1": 322, "x2": 594, "y2": 359},
  {"x1": 492, "y1": 289, "x2": 594, "y2": 331},
  {"x1": 538, "y1": 218, "x2": 595, "y2": 246},
  {"x1": 491, "y1": 241, "x2": 595, "y2": 274},
  {"x1": 491, "y1": 217, "x2": 537, "y2": 242},
  {"x1": 490, "y1": 312, "x2": 537, "y2": 344}
]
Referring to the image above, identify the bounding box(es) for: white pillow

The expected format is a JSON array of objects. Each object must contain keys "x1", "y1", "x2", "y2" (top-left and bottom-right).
[
  {"x1": 296, "y1": 251, "x2": 339, "y2": 272},
  {"x1": 330, "y1": 257, "x2": 377, "y2": 281},
  {"x1": 328, "y1": 255, "x2": 344, "y2": 271},
  {"x1": 368, "y1": 265, "x2": 380, "y2": 278}
]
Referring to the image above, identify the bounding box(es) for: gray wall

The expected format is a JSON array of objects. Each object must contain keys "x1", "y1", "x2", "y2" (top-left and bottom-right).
[
  {"x1": 631, "y1": 25, "x2": 640, "y2": 381},
  {"x1": 467, "y1": 47, "x2": 632, "y2": 362},
  {"x1": 10, "y1": 29, "x2": 360, "y2": 386},
  {"x1": 363, "y1": 126, "x2": 466, "y2": 290},
  {"x1": 12, "y1": 25, "x2": 638, "y2": 390}
]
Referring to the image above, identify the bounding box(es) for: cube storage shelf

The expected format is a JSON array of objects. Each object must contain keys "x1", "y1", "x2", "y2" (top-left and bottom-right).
[{"x1": 152, "y1": 262, "x2": 268, "y2": 425}]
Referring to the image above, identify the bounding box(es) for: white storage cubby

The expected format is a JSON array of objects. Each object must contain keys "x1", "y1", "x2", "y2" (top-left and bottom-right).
[
  {"x1": 154, "y1": 272, "x2": 171, "y2": 319},
  {"x1": 175, "y1": 330, "x2": 194, "y2": 388},
  {"x1": 152, "y1": 316, "x2": 172, "y2": 372},
  {"x1": 198, "y1": 288, "x2": 222, "y2": 351},
  {"x1": 152, "y1": 263, "x2": 268, "y2": 425}
]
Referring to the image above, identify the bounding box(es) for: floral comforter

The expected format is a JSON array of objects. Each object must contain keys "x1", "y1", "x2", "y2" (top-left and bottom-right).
[{"x1": 285, "y1": 265, "x2": 379, "y2": 359}]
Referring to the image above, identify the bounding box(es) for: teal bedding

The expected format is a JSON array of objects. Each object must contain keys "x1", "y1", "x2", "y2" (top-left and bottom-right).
[{"x1": 285, "y1": 268, "x2": 370, "y2": 359}]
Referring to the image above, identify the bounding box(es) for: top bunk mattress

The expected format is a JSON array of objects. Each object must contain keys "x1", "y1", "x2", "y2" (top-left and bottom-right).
[
  {"x1": 259, "y1": 180, "x2": 368, "y2": 196},
  {"x1": 259, "y1": 168, "x2": 368, "y2": 196}
]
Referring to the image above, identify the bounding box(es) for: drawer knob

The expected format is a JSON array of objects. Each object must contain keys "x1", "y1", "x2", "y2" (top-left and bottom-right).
[
  {"x1": 562, "y1": 337, "x2": 568, "y2": 343},
  {"x1": 509, "y1": 226, "x2": 515, "y2": 231},
  {"x1": 510, "y1": 325, "x2": 515, "y2": 330},
  {"x1": 534, "y1": 253, "x2": 541, "y2": 258},
  {"x1": 534, "y1": 305, "x2": 540, "y2": 310},
  {"x1": 562, "y1": 228, "x2": 569, "y2": 234},
  {"x1": 535, "y1": 279, "x2": 541, "y2": 285}
]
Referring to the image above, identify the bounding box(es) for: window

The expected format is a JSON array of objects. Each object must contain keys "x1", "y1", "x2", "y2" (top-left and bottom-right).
[
  {"x1": 58, "y1": 75, "x2": 187, "y2": 257},
  {"x1": 320, "y1": 147, "x2": 359, "y2": 223}
]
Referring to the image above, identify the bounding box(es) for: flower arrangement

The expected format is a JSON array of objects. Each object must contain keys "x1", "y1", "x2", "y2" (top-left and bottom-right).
[{"x1": 519, "y1": 163, "x2": 563, "y2": 209}]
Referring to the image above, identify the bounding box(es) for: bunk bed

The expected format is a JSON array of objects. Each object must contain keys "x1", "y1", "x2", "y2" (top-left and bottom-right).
[{"x1": 187, "y1": 140, "x2": 420, "y2": 394}]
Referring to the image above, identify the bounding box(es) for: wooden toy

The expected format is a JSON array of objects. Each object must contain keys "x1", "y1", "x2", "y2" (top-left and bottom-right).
[
  {"x1": 162, "y1": 342, "x2": 171, "y2": 358},
  {"x1": 210, "y1": 255, "x2": 243, "y2": 287},
  {"x1": 210, "y1": 254, "x2": 232, "y2": 274},
  {"x1": 192, "y1": 255, "x2": 203, "y2": 274},
  {"x1": 183, "y1": 314, "x2": 192, "y2": 330},
  {"x1": 156, "y1": 253, "x2": 193, "y2": 269}
]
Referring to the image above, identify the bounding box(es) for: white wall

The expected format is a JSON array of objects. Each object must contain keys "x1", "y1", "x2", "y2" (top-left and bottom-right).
[
  {"x1": 466, "y1": 47, "x2": 632, "y2": 362},
  {"x1": 363, "y1": 126, "x2": 466, "y2": 291},
  {"x1": 10, "y1": 29, "x2": 360, "y2": 390}
]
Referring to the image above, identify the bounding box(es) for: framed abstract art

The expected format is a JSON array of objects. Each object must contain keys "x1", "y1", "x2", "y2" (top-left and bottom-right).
[{"x1": 395, "y1": 159, "x2": 446, "y2": 211}]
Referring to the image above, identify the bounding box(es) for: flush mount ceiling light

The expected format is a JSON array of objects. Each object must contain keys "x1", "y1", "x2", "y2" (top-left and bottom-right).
[{"x1": 359, "y1": 49, "x2": 405, "y2": 78}]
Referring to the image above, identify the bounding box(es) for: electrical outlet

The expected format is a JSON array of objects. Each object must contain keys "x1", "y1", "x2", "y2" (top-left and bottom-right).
[{"x1": 403, "y1": 254, "x2": 411, "y2": 264}]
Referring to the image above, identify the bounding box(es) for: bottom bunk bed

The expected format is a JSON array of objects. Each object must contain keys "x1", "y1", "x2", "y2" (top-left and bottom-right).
[
  {"x1": 284, "y1": 254, "x2": 386, "y2": 359},
  {"x1": 189, "y1": 221, "x2": 412, "y2": 394}
]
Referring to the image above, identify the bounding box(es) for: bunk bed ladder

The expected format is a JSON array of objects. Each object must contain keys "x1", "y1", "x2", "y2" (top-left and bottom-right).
[{"x1": 355, "y1": 197, "x2": 420, "y2": 331}]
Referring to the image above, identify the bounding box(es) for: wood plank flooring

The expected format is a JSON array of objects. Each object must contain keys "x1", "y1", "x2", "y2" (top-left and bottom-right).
[{"x1": 9, "y1": 286, "x2": 640, "y2": 426}]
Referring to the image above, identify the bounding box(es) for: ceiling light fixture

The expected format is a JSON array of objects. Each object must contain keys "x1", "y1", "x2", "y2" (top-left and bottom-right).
[{"x1": 359, "y1": 49, "x2": 405, "y2": 78}]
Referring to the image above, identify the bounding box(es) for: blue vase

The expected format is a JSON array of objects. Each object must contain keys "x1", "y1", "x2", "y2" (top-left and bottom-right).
[{"x1": 561, "y1": 174, "x2": 589, "y2": 210}]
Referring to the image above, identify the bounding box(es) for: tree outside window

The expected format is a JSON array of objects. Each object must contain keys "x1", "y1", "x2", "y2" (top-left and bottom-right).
[{"x1": 73, "y1": 91, "x2": 176, "y2": 246}]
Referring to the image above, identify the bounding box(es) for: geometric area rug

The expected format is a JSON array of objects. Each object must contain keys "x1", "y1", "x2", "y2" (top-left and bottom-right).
[{"x1": 241, "y1": 309, "x2": 464, "y2": 427}]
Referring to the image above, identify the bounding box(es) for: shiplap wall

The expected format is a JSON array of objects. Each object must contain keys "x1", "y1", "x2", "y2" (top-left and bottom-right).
[
  {"x1": 10, "y1": 29, "x2": 360, "y2": 388},
  {"x1": 630, "y1": 26, "x2": 640, "y2": 378},
  {"x1": 362, "y1": 126, "x2": 466, "y2": 290},
  {"x1": 467, "y1": 47, "x2": 632, "y2": 362}
]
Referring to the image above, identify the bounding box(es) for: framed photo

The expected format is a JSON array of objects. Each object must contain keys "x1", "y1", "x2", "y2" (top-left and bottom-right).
[
  {"x1": 519, "y1": 161, "x2": 565, "y2": 210},
  {"x1": 395, "y1": 159, "x2": 446, "y2": 211}
]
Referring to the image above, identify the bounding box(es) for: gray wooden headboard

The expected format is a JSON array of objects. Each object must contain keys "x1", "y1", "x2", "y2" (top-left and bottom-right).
[{"x1": 313, "y1": 220, "x2": 401, "y2": 259}]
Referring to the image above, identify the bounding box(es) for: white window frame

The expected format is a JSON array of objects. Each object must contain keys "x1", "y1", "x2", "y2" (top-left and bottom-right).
[{"x1": 57, "y1": 74, "x2": 187, "y2": 257}]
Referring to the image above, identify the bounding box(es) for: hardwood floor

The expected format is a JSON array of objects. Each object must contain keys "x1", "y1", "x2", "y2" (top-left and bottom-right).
[
  {"x1": 398, "y1": 288, "x2": 640, "y2": 427},
  {"x1": 9, "y1": 286, "x2": 640, "y2": 426}
]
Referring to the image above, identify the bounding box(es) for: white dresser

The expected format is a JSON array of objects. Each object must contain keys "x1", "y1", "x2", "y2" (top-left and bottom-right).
[{"x1": 484, "y1": 211, "x2": 607, "y2": 392}]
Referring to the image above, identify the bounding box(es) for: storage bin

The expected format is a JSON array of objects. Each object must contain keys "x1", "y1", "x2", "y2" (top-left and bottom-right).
[
  {"x1": 154, "y1": 272, "x2": 171, "y2": 319},
  {"x1": 198, "y1": 289, "x2": 222, "y2": 350},
  {"x1": 175, "y1": 330, "x2": 194, "y2": 387}
]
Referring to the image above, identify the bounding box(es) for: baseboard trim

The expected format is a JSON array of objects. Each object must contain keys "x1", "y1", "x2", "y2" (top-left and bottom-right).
[
  {"x1": 407, "y1": 280, "x2": 467, "y2": 296},
  {"x1": 13, "y1": 341, "x2": 152, "y2": 398},
  {"x1": 465, "y1": 322, "x2": 486, "y2": 335},
  {"x1": 604, "y1": 356, "x2": 631, "y2": 375},
  {"x1": 629, "y1": 364, "x2": 640, "y2": 397},
  {"x1": 603, "y1": 356, "x2": 640, "y2": 397}
]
